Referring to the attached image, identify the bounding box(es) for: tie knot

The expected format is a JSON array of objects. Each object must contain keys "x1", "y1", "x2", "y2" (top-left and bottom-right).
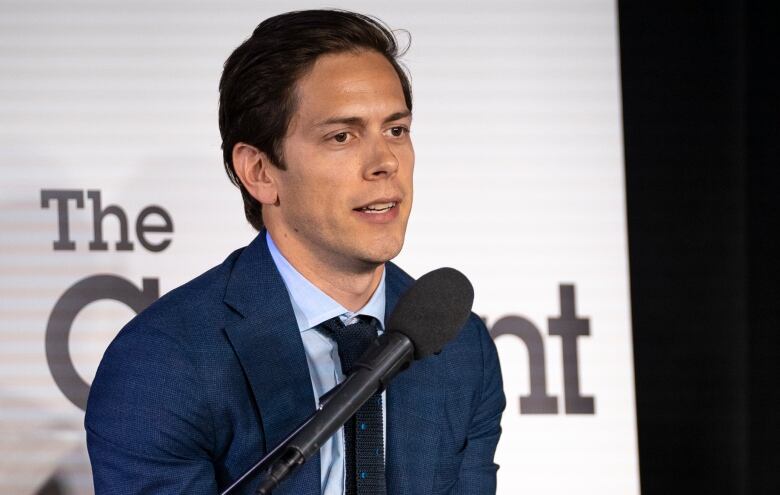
[{"x1": 319, "y1": 316, "x2": 378, "y2": 374}]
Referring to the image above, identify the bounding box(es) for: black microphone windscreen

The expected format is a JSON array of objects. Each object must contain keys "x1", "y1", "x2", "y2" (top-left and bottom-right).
[{"x1": 387, "y1": 267, "x2": 474, "y2": 359}]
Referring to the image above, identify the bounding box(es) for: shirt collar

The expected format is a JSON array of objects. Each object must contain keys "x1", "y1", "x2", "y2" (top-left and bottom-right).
[{"x1": 266, "y1": 231, "x2": 386, "y2": 332}]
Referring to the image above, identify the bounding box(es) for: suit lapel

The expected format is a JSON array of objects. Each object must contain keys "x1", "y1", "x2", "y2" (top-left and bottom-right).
[
  {"x1": 384, "y1": 264, "x2": 441, "y2": 495},
  {"x1": 222, "y1": 232, "x2": 320, "y2": 494}
]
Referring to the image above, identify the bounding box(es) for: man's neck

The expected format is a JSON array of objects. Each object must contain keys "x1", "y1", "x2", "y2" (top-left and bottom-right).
[{"x1": 266, "y1": 229, "x2": 384, "y2": 312}]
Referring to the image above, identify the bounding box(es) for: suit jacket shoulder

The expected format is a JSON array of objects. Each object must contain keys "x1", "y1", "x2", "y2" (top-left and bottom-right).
[{"x1": 86, "y1": 234, "x2": 321, "y2": 494}]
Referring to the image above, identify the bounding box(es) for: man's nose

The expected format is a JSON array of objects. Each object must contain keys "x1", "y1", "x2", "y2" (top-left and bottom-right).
[{"x1": 364, "y1": 134, "x2": 400, "y2": 179}]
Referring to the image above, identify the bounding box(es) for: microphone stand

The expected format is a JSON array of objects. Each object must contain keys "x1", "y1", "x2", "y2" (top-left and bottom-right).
[{"x1": 218, "y1": 382, "x2": 346, "y2": 495}]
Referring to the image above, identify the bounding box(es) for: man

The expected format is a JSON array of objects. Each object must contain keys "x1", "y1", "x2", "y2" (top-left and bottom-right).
[{"x1": 85, "y1": 10, "x2": 505, "y2": 495}]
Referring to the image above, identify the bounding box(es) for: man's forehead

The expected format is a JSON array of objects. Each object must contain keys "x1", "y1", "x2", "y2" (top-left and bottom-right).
[{"x1": 290, "y1": 50, "x2": 410, "y2": 129}]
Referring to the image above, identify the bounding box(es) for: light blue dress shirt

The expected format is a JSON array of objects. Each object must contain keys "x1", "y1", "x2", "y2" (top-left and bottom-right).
[{"x1": 266, "y1": 232, "x2": 386, "y2": 495}]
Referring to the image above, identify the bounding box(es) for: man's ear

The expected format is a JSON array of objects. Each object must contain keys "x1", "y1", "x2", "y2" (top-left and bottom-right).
[{"x1": 232, "y1": 143, "x2": 279, "y2": 205}]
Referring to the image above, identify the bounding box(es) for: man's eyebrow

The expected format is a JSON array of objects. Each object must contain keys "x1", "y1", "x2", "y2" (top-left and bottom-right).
[
  {"x1": 314, "y1": 110, "x2": 412, "y2": 128},
  {"x1": 382, "y1": 110, "x2": 412, "y2": 123}
]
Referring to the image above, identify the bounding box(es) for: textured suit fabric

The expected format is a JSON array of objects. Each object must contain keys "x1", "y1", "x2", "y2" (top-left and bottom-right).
[{"x1": 85, "y1": 232, "x2": 506, "y2": 494}]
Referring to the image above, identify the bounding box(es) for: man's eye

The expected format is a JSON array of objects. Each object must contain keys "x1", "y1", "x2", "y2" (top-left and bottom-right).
[
  {"x1": 390, "y1": 126, "x2": 408, "y2": 137},
  {"x1": 333, "y1": 132, "x2": 349, "y2": 143}
]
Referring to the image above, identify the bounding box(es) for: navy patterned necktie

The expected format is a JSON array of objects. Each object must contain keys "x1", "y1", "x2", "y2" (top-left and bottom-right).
[{"x1": 319, "y1": 316, "x2": 386, "y2": 495}]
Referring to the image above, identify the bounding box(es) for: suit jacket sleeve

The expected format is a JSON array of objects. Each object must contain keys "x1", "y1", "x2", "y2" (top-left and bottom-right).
[
  {"x1": 452, "y1": 317, "x2": 506, "y2": 494},
  {"x1": 84, "y1": 320, "x2": 219, "y2": 494}
]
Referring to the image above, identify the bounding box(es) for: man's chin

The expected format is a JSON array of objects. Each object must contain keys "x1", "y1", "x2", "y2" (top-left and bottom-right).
[
  {"x1": 365, "y1": 245, "x2": 404, "y2": 266},
  {"x1": 353, "y1": 238, "x2": 404, "y2": 267}
]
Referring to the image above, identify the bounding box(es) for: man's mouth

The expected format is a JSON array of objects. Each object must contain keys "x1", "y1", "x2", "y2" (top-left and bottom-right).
[{"x1": 354, "y1": 202, "x2": 397, "y2": 213}]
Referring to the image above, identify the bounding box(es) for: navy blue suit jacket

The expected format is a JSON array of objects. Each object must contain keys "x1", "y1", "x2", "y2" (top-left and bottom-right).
[{"x1": 85, "y1": 233, "x2": 505, "y2": 494}]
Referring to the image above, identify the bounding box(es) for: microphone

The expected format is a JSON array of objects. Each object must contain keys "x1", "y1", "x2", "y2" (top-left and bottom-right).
[{"x1": 238, "y1": 267, "x2": 474, "y2": 495}]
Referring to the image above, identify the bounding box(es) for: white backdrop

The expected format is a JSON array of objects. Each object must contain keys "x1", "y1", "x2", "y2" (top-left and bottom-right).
[{"x1": 0, "y1": 0, "x2": 639, "y2": 493}]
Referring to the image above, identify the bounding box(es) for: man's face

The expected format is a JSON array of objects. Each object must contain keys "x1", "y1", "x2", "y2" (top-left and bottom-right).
[{"x1": 267, "y1": 50, "x2": 414, "y2": 271}]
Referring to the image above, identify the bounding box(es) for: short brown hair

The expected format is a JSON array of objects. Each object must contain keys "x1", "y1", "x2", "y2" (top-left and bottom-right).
[{"x1": 219, "y1": 10, "x2": 413, "y2": 231}]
